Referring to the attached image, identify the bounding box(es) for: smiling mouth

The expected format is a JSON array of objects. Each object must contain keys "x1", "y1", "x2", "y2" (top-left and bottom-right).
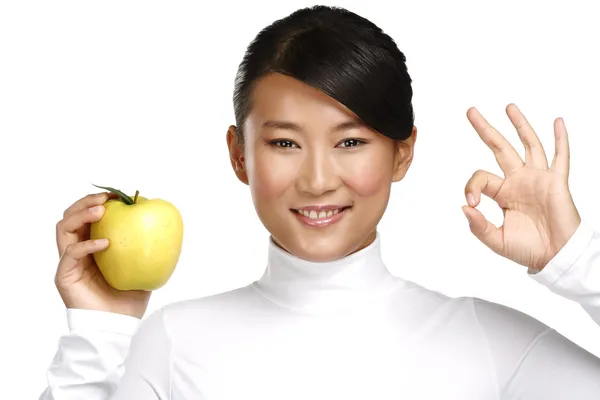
[{"x1": 291, "y1": 206, "x2": 351, "y2": 221}]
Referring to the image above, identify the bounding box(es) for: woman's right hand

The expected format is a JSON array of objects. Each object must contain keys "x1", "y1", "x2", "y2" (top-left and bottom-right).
[{"x1": 54, "y1": 192, "x2": 152, "y2": 319}]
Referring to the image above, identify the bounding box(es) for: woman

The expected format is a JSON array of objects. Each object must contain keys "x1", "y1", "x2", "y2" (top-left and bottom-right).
[{"x1": 40, "y1": 5, "x2": 600, "y2": 400}]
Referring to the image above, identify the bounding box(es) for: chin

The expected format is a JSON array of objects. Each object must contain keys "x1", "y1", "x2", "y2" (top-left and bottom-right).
[
  {"x1": 264, "y1": 208, "x2": 376, "y2": 262},
  {"x1": 274, "y1": 233, "x2": 360, "y2": 262},
  {"x1": 294, "y1": 245, "x2": 348, "y2": 262}
]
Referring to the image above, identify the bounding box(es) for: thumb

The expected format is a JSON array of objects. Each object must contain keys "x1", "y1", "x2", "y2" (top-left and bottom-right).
[{"x1": 462, "y1": 206, "x2": 504, "y2": 255}]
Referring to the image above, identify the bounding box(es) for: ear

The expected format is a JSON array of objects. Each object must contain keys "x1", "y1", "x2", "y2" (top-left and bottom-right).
[
  {"x1": 392, "y1": 125, "x2": 417, "y2": 182},
  {"x1": 226, "y1": 125, "x2": 249, "y2": 185}
]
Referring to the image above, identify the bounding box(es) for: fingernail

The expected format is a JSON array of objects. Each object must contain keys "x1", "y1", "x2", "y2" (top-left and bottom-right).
[
  {"x1": 467, "y1": 193, "x2": 475, "y2": 207},
  {"x1": 89, "y1": 205, "x2": 104, "y2": 214},
  {"x1": 94, "y1": 238, "x2": 109, "y2": 246}
]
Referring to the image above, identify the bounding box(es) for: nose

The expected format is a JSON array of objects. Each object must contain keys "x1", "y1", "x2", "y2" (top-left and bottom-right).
[{"x1": 295, "y1": 149, "x2": 341, "y2": 196}]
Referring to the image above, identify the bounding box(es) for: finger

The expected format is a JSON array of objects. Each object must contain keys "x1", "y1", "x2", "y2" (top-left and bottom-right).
[
  {"x1": 63, "y1": 192, "x2": 117, "y2": 218},
  {"x1": 56, "y1": 205, "x2": 106, "y2": 256},
  {"x1": 467, "y1": 107, "x2": 524, "y2": 175},
  {"x1": 505, "y1": 103, "x2": 549, "y2": 169},
  {"x1": 550, "y1": 117, "x2": 570, "y2": 178},
  {"x1": 57, "y1": 239, "x2": 109, "y2": 276},
  {"x1": 462, "y1": 206, "x2": 504, "y2": 255},
  {"x1": 464, "y1": 169, "x2": 504, "y2": 207}
]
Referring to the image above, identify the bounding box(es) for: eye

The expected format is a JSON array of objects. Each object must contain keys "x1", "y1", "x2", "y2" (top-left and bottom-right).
[
  {"x1": 337, "y1": 138, "x2": 365, "y2": 148},
  {"x1": 269, "y1": 139, "x2": 299, "y2": 149}
]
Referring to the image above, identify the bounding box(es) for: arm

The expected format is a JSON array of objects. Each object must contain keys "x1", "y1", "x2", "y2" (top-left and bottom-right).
[
  {"x1": 38, "y1": 307, "x2": 170, "y2": 400},
  {"x1": 501, "y1": 220, "x2": 600, "y2": 398},
  {"x1": 460, "y1": 102, "x2": 600, "y2": 397},
  {"x1": 501, "y1": 327, "x2": 600, "y2": 398},
  {"x1": 474, "y1": 220, "x2": 600, "y2": 399},
  {"x1": 528, "y1": 220, "x2": 600, "y2": 325},
  {"x1": 473, "y1": 297, "x2": 600, "y2": 399}
]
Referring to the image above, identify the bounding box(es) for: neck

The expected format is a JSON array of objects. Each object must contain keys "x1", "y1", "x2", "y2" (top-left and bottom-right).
[{"x1": 252, "y1": 232, "x2": 402, "y2": 316}]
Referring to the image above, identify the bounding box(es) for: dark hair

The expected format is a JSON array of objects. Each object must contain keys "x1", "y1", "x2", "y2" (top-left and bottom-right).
[{"x1": 233, "y1": 5, "x2": 414, "y2": 144}]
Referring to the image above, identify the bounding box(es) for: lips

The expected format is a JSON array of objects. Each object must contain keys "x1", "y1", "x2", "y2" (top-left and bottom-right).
[
  {"x1": 289, "y1": 204, "x2": 352, "y2": 228},
  {"x1": 293, "y1": 207, "x2": 350, "y2": 220}
]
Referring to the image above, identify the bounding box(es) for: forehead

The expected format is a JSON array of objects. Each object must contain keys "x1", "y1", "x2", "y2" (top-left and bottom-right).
[{"x1": 246, "y1": 73, "x2": 359, "y2": 128}]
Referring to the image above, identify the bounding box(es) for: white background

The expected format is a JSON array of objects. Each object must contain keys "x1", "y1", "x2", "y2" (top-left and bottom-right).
[{"x1": 1, "y1": 0, "x2": 600, "y2": 398}]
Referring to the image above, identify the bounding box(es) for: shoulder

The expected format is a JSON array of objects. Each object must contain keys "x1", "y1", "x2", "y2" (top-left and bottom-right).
[
  {"x1": 391, "y1": 280, "x2": 550, "y2": 341},
  {"x1": 384, "y1": 279, "x2": 485, "y2": 339},
  {"x1": 469, "y1": 296, "x2": 550, "y2": 338},
  {"x1": 468, "y1": 296, "x2": 552, "y2": 389},
  {"x1": 161, "y1": 284, "x2": 257, "y2": 319},
  {"x1": 147, "y1": 283, "x2": 283, "y2": 350},
  {"x1": 391, "y1": 279, "x2": 473, "y2": 317},
  {"x1": 395, "y1": 280, "x2": 550, "y2": 335},
  {"x1": 149, "y1": 283, "x2": 267, "y2": 338}
]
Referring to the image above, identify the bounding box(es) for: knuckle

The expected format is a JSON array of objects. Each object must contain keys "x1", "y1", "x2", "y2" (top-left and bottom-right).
[
  {"x1": 466, "y1": 170, "x2": 485, "y2": 192},
  {"x1": 64, "y1": 243, "x2": 76, "y2": 256},
  {"x1": 489, "y1": 141, "x2": 503, "y2": 153},
  {"x1": 470, "y1": 170, "x2": 486, "y2": 183},
  {"x1": 465, "y1": 171, "x2": 478, "y2": 185},
  {"x1": 56, "y1": 219, "x2": 64, "y2": 233},
  {"x1": 473, "y1": 169, "x2": 485, "y2": 178}
]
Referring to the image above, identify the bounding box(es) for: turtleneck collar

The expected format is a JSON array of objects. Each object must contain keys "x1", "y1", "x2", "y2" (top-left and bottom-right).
[{"x1": 251, "y1": 232, "x2": 403, "y2": 316}]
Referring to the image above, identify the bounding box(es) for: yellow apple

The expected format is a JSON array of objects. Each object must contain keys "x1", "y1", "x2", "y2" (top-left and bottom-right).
[{"x1": 89, "y1": 185, "x2": 184, "y2": 291}]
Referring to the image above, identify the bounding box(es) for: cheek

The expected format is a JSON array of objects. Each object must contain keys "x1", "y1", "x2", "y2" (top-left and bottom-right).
[
  {"x1": 248, "y1": 151, "x2": 296, "y2": 202},
  {"x1": 340, "y1": 151, "x2": 394, "y2": 197}
]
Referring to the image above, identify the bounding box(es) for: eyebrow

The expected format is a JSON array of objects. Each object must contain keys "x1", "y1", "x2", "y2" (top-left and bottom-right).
[{"x1": 262, "y1": 119, "x2": 365, "y2": 132}]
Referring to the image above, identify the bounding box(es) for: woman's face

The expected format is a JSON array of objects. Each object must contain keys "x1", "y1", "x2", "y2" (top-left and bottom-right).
[{"x1": 227, "y1": 73, "x2": 416, "y2": 261}]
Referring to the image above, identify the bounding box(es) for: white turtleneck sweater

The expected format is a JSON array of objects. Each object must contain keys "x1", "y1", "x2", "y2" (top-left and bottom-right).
[{"x1": 39, "y1": 221, "x2": 600, "y2": 400}]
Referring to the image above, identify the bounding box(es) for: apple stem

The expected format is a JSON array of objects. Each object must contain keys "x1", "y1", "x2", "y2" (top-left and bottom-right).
[
  {"x1": 92, "y1": 184, "x2": 134, "y2": 205},
  {"x1": 134, "y1": 190, "x2": 139, "y2": 204}
]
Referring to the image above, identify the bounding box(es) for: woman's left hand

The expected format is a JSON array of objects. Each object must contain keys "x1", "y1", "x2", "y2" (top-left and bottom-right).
[{"x1": 463, "y1": 103, "x2": 582, "y2": 273}]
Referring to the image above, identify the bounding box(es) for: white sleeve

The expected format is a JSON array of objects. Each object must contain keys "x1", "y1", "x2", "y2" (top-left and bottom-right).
[
  {"x1": 501, "y1": 328, "x2": 600, "y2": 398},
  {"x1": 528, "y1": 220, "x2": 600, "y2": 325},
  {"x1": 474, "y1": 220, "x2": 600, "y2": 399},
  {"x1": 38, "y1": 307, "x2": 171, "y2": 400}
]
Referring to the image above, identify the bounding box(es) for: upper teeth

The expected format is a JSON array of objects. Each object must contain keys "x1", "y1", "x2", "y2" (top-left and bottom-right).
[{"x1": 298, "y1": 209, "x2": 341, "y2": 219}]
